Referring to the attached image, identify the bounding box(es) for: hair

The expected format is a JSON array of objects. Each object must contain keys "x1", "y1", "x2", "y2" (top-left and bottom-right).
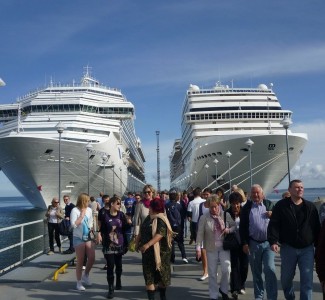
[
  {"x1": 142, "y1": 184, "x2": 156, "y2": 197},
  {"x1": 229, "y1": 191, "x2": 243, "y2": 204},
  {"x1": 63, "y1": 195, "x2": 70, "y2": 199},
  {"x1": 135, "y1": 193, "x2": 141, "y2": 198},
  {"x1": 52, "y1": 197, "x2": 59, "y2": 204},
  {"x1": 282, "y1": 191, "x2": 291, "y2": 198},
  {"x1": 203, "y1": 187, "x2": 212, "y2": 194},
  {"x1": 102, "y1": 194, "x2": 110, "y2": 201},
  {"x1": 216, "y1": 187, "x2": 225, "y2": 196},
  {"x1": 76, "y1": 193, "x2": 90, "y2": 209},
  {"x1": 90, "y1": 196, "x2": 96, "y2": 202},
  {"x1": 169, "y1": 192, "x2": 180, "y2": 202},
  {"x1": 182, "y1": 190, "x2": 187, "y2": 195},
  {"x1": 207, "y1": 194, "x2": 221, "y2": 206},
  {"x1": 289, "y1": 179, "x2": 302, "y2": 188},
  {"x1": 193, "y1": 187, "x2": 202, "y2": 197},
  {"x1": 236, "y1": 188, "x2": 246, "y2": 202},
  {"x1": 149, "y1": 197, "x2": 165, "y2": 214},
  {"x1": 109, "y1": 196, "x2": 121, "y2": 208}
]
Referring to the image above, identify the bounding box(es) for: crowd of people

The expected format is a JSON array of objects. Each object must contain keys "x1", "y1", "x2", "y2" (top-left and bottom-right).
[{"x1": 44, "y1": 179, "x2": 325, "y2": 300}]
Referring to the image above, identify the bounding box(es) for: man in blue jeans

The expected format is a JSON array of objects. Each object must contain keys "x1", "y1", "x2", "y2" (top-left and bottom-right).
[
  {"x1": 239, "y1": 184, "x2": 277, "y2": 300},
  {"x1": 268, "y1": 179, "x2": 320, "y2": 300}
]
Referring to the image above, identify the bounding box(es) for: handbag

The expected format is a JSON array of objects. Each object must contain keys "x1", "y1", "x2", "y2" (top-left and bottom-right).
[
  {"x1": 222, "y1": 212, "x2": 240, "y2": 251},
  {"x1": 88, "y1": 229, "x2": 96, "y2": 241},
  {"x1": 128, "y1": 236, "x2": 136, "y2": 252}
]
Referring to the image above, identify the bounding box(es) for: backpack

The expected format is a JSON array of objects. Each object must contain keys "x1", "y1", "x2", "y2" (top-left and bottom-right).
[
  {"x1": 166, "y1": 202, "x2": 181, "y2": 228},
  {"x1": 59, "y1": 219, "x2": 71, "y2": 236}
]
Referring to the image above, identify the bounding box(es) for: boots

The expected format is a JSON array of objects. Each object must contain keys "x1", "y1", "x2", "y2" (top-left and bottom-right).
[
  {"x1": 159, "y1": 287, "x2": 166, "y2": 300},
  {"x1": 107, "y1": 277, "x2": 114, "y2": 299},
  {"x1": 107, "y1": 284, "x2": 114, "y2": 299},
  {"x1": 115, "y1": 273, "x2": 122, "y2": 290},
  {"x1": 147, "y1": 290, "x2": 155, "y2": 300}
]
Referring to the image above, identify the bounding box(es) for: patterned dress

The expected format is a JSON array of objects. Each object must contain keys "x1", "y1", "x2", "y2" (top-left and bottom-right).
[{"x1": 140, "y1": 216, "x2": 171, "y2": 286}]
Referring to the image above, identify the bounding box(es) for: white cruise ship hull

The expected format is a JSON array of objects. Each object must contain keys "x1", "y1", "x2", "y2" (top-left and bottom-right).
[
  {"x1": 171, "y1": 132, "x2": 307, "y2": 196},
  {"x1": 0, "y1": 135, "x2": 138, "y2": 209}
]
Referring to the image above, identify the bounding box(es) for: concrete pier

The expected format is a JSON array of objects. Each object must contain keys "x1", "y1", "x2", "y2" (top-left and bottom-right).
[{"x1": 0, "y1": 238, "x2": 323, "y2": 300}]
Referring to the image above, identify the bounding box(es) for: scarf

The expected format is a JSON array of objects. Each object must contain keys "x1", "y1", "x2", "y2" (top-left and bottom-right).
[
  {"x1": 142, "y1": 198, "x2": 151, "y2": 208},
  {"x1": 210, "y1": 213, "x2": 225, "y2": 237},
  {"x1": 150, "y1": 213, "x2": 175, "y2": 271}
]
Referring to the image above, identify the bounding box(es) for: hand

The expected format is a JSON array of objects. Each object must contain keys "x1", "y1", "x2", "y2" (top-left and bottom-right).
[
  {"x1": 140, "y1": 243, "x2": 150, "y2": 253},
  {"x1": 242, "y1": 244, "x2": 250, "y2": 255},
  {"x1": 271, "y1": 243, "x2": 279, "y2": 253},
  {"x1": 223, "y1": 228, "x2": 230, "y2": 235},
  {"x1": 265, "y1": 211, "x2": 272, "y2": 218}
]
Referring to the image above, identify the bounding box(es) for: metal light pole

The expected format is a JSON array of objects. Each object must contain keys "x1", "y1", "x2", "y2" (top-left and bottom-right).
[
  {"x1": 86, "y1": 142, "x2": 93, "y2": 195},
  {"x1": 112, "y1": 163, "x2": 115, "y2": 195},
  {"x1": 245, "y1": 139, "x2": 254, "y2": 187},
  {"x1": 226, "y1": 151, "x2": 232, "y2": 193},
  {"x1": 281, "y1": 116, "x2": 292, "y2": 184},
  {"x1": 56, "y1": 122, "x2": 65, "y2": 204},
  {"x1": 156, "y1": 131, "x2": 161, "y2": 192},
  {"x1": 120, "y1": 167, "x2": 122, "y2": 196},
  {"x1": 213, "y1": 159, "x2": 219, "y2": 191},
  {"x1": 102, "y1": 154, "x2": 108, "y2": 194},
  {"x1": 204, "y1": 164, "x2": 209, "y2": 186}
]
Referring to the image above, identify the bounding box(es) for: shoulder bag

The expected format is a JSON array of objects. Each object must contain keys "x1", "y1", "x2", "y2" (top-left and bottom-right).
[{"x1": 222, "y1": 211, "x2": 240, "y2": 251}]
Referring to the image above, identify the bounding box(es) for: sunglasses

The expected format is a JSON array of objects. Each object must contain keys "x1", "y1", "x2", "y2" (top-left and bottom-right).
[
  {"x1": 54, "y1": 202, "x2": 59, "y2": 204},
  {"x1": 144, "y1": 191, "x2": 152, "y2": 194}
]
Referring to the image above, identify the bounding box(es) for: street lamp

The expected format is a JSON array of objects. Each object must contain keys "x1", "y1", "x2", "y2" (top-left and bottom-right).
[
  {"x1": 112, "y1": 162, "x2": 115, "y2": 195},
  {"x1": 86, "y1": 142, "x2": 93, "y2": 195},
  {"x1": 119, "y1": 167, "x2": 122, "y2": 196},
  {"x1": 245, "y1": 139, "x2": 254, "y2": 187},
  {"x1": 102, "y1": 155, "x2": 108, "y2": 194},
  {"x1": 213, "y1": 159, "x2": 219, "y2": 191},
  {"x1": 56, "y1": 122, "x2": 65, "y2": 204},
  {"x1": 281, "y1": 116, "x2": 292, "y2": 184},
  {"x1": 204, "y1": 164, "x2": 209, "y2": 186},
  {"x1": 225, "y1": 151, "x2": 232, "y2": 194}
]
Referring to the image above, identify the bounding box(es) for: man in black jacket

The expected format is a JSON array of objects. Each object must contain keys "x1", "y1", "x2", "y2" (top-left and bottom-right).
[
  {"x1": 62, "y1": 195, "x2": 75, "y2": 254},
  {"x1": 268, "y1": 179, "x2": 320, "y2": 300}
]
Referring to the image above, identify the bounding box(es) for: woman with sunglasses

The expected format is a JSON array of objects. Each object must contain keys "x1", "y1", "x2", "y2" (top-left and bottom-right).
[
  {"x1": 133, "y1": 184, "x2": 156, "y2": 238},
  {"x1": 97, "y1": 196, "x2": 129, "y2": 299},
  {"x1": 45, "y1": 197, "x2": 65, "y2": 255}
]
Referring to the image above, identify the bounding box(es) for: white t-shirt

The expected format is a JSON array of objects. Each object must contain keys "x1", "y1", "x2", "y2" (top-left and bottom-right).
[{"x1": 187, "y1": 197, "x2": 205, "y2": 223}]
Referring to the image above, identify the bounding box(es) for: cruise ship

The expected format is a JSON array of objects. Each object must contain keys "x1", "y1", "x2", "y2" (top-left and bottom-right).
[
  {"x1": 170, "y1": 82, "x2": 307, "y2": 196},
  {"x1": 0, "y1": 69, "x2": 146, "y2": 209}
]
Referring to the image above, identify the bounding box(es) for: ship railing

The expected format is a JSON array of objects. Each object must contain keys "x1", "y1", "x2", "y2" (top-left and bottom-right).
[{"x1": 0, "y1": 219, "x2": 50, "y2": 275}]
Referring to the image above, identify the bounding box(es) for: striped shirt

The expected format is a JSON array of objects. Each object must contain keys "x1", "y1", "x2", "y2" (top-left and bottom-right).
[{"x1": 249, "y1": 202, "x2": 270, "y2": 242}]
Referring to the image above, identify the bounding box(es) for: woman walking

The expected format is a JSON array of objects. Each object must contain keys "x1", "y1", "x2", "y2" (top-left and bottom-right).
[
  {"x1": 70, "y1": 193, "x2": 95, "y2": 291},
  {"x1": 45, "y1": 197, "x2": 64, "y2": 254},
  {"x1": 137, "y1": 197, "x2": 174, "y2": 300},
  {"x1": 196, "y1": 195, "x2": 236, "y2": 300},
  {"x1": 97, "y1": 196, "x2": 129, "y2": 299},
  {"x1": 133, "y1": 184, "x2": 156, "y2": 237}
]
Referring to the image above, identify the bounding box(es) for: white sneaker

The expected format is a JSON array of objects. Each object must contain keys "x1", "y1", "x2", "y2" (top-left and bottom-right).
[
  {"x1": 76, "y1": 281, "x2": 85, "y2": 291},
  {"x1": 199, "y1": 274, "x2": 209, "y2": 281},
  {"x1": 182, "y1": 258, "x2": 189, "y2": 264},
  {"x1": 47, "y1": 250, "x2": 54, "y2": 255},
  {"x1": 240, "y1": 289, "x2": 246, "y2": 294},
  {"x1": 81, "y1": 274, "x2": 92, "y2": 286},
  {"x1": 82, "y1": 266, "x2": 86, "y2": 270}
]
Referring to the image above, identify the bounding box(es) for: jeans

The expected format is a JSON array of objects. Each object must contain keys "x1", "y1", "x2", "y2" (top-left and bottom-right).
[
  {"x1": 249, "y1": 240, "x2": 277, "y2": 300},
  {"x1": 280, "y1": 244, "x2": 314, "y2": 300}
]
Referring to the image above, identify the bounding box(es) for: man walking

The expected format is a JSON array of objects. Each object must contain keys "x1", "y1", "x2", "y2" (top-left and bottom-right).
[
  {"x1": 268, "y1": 179, "x2": 321, "y2": 300},
  {"x1": 239, "y1": 184, "x2": 277, "y2": 300},
  {"x1": 62, "y1": 195, "x2": 75, "y2": 254}
]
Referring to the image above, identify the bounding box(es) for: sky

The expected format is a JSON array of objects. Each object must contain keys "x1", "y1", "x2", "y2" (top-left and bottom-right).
[{"x1": 1, "y1": 0, "x2": 325, "y2": 197}]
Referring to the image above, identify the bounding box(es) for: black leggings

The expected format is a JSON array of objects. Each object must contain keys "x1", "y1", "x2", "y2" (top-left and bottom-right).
[
  {"x1": 48, "y1": 222, "x2": 61, "y2": 250},
  {"x1": 104, "y1": 253, "x2": 122, "y2": 281}
]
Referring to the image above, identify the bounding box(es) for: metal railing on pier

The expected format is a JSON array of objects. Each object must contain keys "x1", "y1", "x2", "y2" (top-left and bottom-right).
[{"x1": 0, "y1": 219, "x2": 47, "y2": 275}]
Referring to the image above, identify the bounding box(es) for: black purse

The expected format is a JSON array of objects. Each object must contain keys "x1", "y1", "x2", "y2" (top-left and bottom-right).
[{"x1": 222, "y1": 212, "x2": 240, "y2": 251}]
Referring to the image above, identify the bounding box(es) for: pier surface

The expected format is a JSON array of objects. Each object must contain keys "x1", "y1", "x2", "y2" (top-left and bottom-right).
[{"x1": 0, "y1": 239, "x2": 323, "y2": 300}]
